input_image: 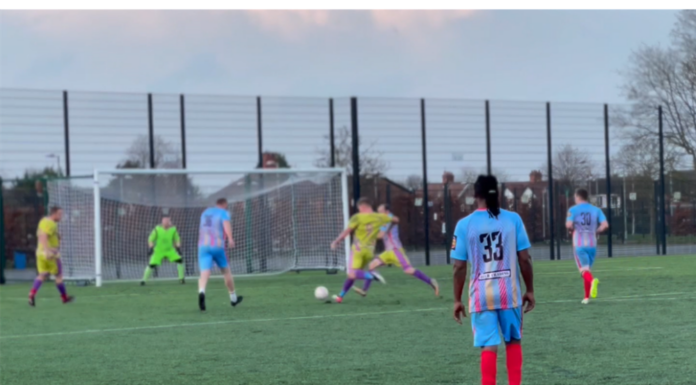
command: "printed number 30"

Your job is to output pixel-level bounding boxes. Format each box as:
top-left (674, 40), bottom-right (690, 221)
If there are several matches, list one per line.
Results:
top-left (479, 231), bottom-right (503, 263)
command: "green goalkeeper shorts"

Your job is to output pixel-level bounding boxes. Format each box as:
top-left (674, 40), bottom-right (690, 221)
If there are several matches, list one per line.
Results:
top-left (149, 251), bottom-right (182, 266)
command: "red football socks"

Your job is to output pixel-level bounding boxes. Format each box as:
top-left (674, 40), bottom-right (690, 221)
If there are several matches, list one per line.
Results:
top-left (506, 344), bottom-right (523, 385)
top-left (481, 351), bottom-right (497, 385)
top-left (582, 271), bottom-right (594, 299)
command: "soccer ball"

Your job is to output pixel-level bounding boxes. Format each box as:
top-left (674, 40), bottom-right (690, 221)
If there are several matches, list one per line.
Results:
top-left (314, 286), bottom-right (329, 300)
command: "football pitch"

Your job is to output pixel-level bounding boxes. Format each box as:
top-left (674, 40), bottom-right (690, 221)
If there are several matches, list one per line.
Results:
top-left (1, 255), bottom-right (695, 385)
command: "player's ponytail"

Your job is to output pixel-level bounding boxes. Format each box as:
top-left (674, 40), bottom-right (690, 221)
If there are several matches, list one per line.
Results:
top-left (474, 175), bottom-right (501, 219)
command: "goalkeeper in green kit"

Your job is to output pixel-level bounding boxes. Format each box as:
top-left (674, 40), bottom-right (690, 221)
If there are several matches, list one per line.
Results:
top-left (141, 215), bottom-right (185, 285)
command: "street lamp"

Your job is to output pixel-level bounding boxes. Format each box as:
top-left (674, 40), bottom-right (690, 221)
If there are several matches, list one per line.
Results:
top-left (46, 153), bottom-right (61, 175)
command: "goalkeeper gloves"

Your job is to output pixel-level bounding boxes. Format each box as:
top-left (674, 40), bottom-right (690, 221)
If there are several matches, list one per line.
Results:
top-left (176, 247), bottom-right (182, 255)
top-left (148, 247), bottom-right (154, 256)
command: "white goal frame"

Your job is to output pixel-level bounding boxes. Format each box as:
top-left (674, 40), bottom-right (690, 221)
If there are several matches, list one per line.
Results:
top-left (91, 168), bottom-right (350, 287)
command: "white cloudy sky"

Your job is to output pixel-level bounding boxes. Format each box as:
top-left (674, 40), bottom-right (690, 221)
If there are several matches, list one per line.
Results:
top-left (0, 10), bottom-right (678, 101)
top-left (0, 10), bottom-right (681, 182)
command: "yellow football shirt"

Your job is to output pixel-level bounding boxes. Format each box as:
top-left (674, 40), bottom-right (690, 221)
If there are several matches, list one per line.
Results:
top-left (348, 213), bottom-right (392, 251)
top-left (37, 217), bottom-right (59, 258)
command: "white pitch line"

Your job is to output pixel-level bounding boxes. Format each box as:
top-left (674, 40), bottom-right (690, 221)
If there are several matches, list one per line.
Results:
top-left (1, 292), bottom-right (693, 340)
top-left (433, 266), bottom-right (665, 282)
top-left (535, 267), bottom-right (664, 276)
top-left (0, 307), bottom-right (445, 340)
top-left (0, 267), bottom-right (672, 303)
top-left (540, 292), bottom-right (690, 303)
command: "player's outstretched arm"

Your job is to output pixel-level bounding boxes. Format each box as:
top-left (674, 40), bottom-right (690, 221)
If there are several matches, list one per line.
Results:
top-left (331, 227), bottom-right (352, 250)
top-left (148, 228), bottom-right (157, 253)
top-left (173, 227), bottom-right (181, 248)
top-left (565, 207), bottom-right (575, 232)
top-left (517, 249), bottom-right (535, 313)
top-left (38, 230), bottom-right (53, 259)
top-left (597, 220), bottom-right (609, 234)
top-left (223, 221), bottom-right (235, 248)
top-left (452, 260), bottom-right (467, 324)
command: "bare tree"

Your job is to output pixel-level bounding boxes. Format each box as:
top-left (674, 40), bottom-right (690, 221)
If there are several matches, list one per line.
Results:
top-left (618, 10), bottom-right (696, 170)
top-left (314, 126), bottom-right (388, 176)
top-left (460, 167), bottom-right (510, 184)
top-left (542, 144), bottom-right (596, 187)
top-left (110, 136), bottom-right (201, 204)
top-left (613, 136), bottom-right (683, 179)
top-left (121, 135), bottom-right (181, 169)
top-left (405, 174), bottom-right (422, 190)
top-left (262, 152), bottom-right (291, 168)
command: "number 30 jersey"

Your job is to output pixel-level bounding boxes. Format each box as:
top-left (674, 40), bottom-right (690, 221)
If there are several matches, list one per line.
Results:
top-left (566, 202), bottom-right (606, 248)
top-left (451, 209), bottom-right (531, 313)
top-left (198, 207), bottom-right (231, 248)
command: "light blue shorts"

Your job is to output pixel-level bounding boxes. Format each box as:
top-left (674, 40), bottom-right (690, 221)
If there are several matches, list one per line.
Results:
top-left (574, 247), bottom-right (596, 270)
top-left (471, 307), bottom-right (523, 347)
top-left (198, 246), bottom-right (229, 271)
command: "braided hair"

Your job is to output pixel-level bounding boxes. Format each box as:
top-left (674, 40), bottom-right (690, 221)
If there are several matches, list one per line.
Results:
top-left (474, 175), bottom-right (500, 219)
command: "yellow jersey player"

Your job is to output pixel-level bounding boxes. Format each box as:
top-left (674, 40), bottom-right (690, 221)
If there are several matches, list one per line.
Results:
top-left (353, 203), bottom-right (439, 297)
top-left (29, 206), bottom-right (74, 306)
top-left (330, 197), bottom-right (396, 303)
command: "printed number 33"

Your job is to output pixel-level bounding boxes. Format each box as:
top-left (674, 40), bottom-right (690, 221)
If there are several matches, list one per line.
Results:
top-left (480, 231), bottom-right (503, 263)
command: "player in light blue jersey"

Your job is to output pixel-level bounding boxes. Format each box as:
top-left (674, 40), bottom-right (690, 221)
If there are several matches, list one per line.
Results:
top-left (197, 198), bottom-right (243, 311)
top-left (352, 204), bottom-right (439, 297)
top-left (565, 188), bottom-right (609, 304)
top-left (451, 175), bottom-right (534, 385)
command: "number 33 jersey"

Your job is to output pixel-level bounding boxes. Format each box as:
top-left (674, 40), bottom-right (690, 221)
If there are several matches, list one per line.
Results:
top-left (567, 202), bottom-right (606, 248)
top-left (451, 209), bottom-right (531, 313)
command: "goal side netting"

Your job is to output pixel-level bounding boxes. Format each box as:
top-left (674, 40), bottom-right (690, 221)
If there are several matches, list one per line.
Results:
top-left (47, 169), bottom-right (350, 286)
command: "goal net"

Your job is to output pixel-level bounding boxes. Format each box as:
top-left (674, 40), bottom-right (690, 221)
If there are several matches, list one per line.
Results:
top-left (47, 168), bottom-right (349, 286)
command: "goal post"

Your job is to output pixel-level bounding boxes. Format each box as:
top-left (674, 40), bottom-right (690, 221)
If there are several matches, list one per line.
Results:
top-left (47, 168), bottom-right (350, 287)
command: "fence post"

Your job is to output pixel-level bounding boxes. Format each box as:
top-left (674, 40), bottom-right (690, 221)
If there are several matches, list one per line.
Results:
top-left (0, 178), bottom-right (5, 285)
top-left (257, 96), bottom-right (263, 168)
top-left (654, 180), bottom-right (660, 255)
top-left (256, 96), bottom-right (269, 272)
top-left (604, 104), bottom-right (613, 257)
top-left (485, 100), bottom-right (492, 175)
top-left (329, 98), bottom-right (335, 168)
top-left (421, 98), bottom-right (431, 265)
top-left (350, 97), bottom-right (360, 211)
top-left (658, 106), bottom-right (667, 255)
top-left (62, 91), bottom-right (71, 176)
top-left (444, 181), bottom-right (452, 265)
top-left (179, 94), bottom-right (192, 274)
top-left (180, 94), bottom-right (187, 169)
top-left (546, 102), bottom-right (555, 260)
top-left (148, 93), bottom-right (155, 169)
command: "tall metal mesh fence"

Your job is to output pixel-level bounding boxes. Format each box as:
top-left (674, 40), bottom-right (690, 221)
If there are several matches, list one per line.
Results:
top-left (1, 88), bottom-right (694, 274)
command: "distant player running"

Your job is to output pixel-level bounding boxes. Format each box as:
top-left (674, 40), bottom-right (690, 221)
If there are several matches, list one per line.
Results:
top-left (29, 206), bottom-right (74, 306)
top-left (452, 175), bottom-right (534, 385)
top-left (352, 204), bottom-right (439, 297)
top-left (330, 197), bottom-right (394, 303)
top-left (141, 215), bottom-right (185, 285)
top-left (566, 188), bottom-right (609, 304)
top-left (197, 198), bottom-right (243, 311)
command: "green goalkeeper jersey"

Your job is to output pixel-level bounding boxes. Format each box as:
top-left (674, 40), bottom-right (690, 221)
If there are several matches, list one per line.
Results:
top-left (149, 226), bottom-right (180, 253)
